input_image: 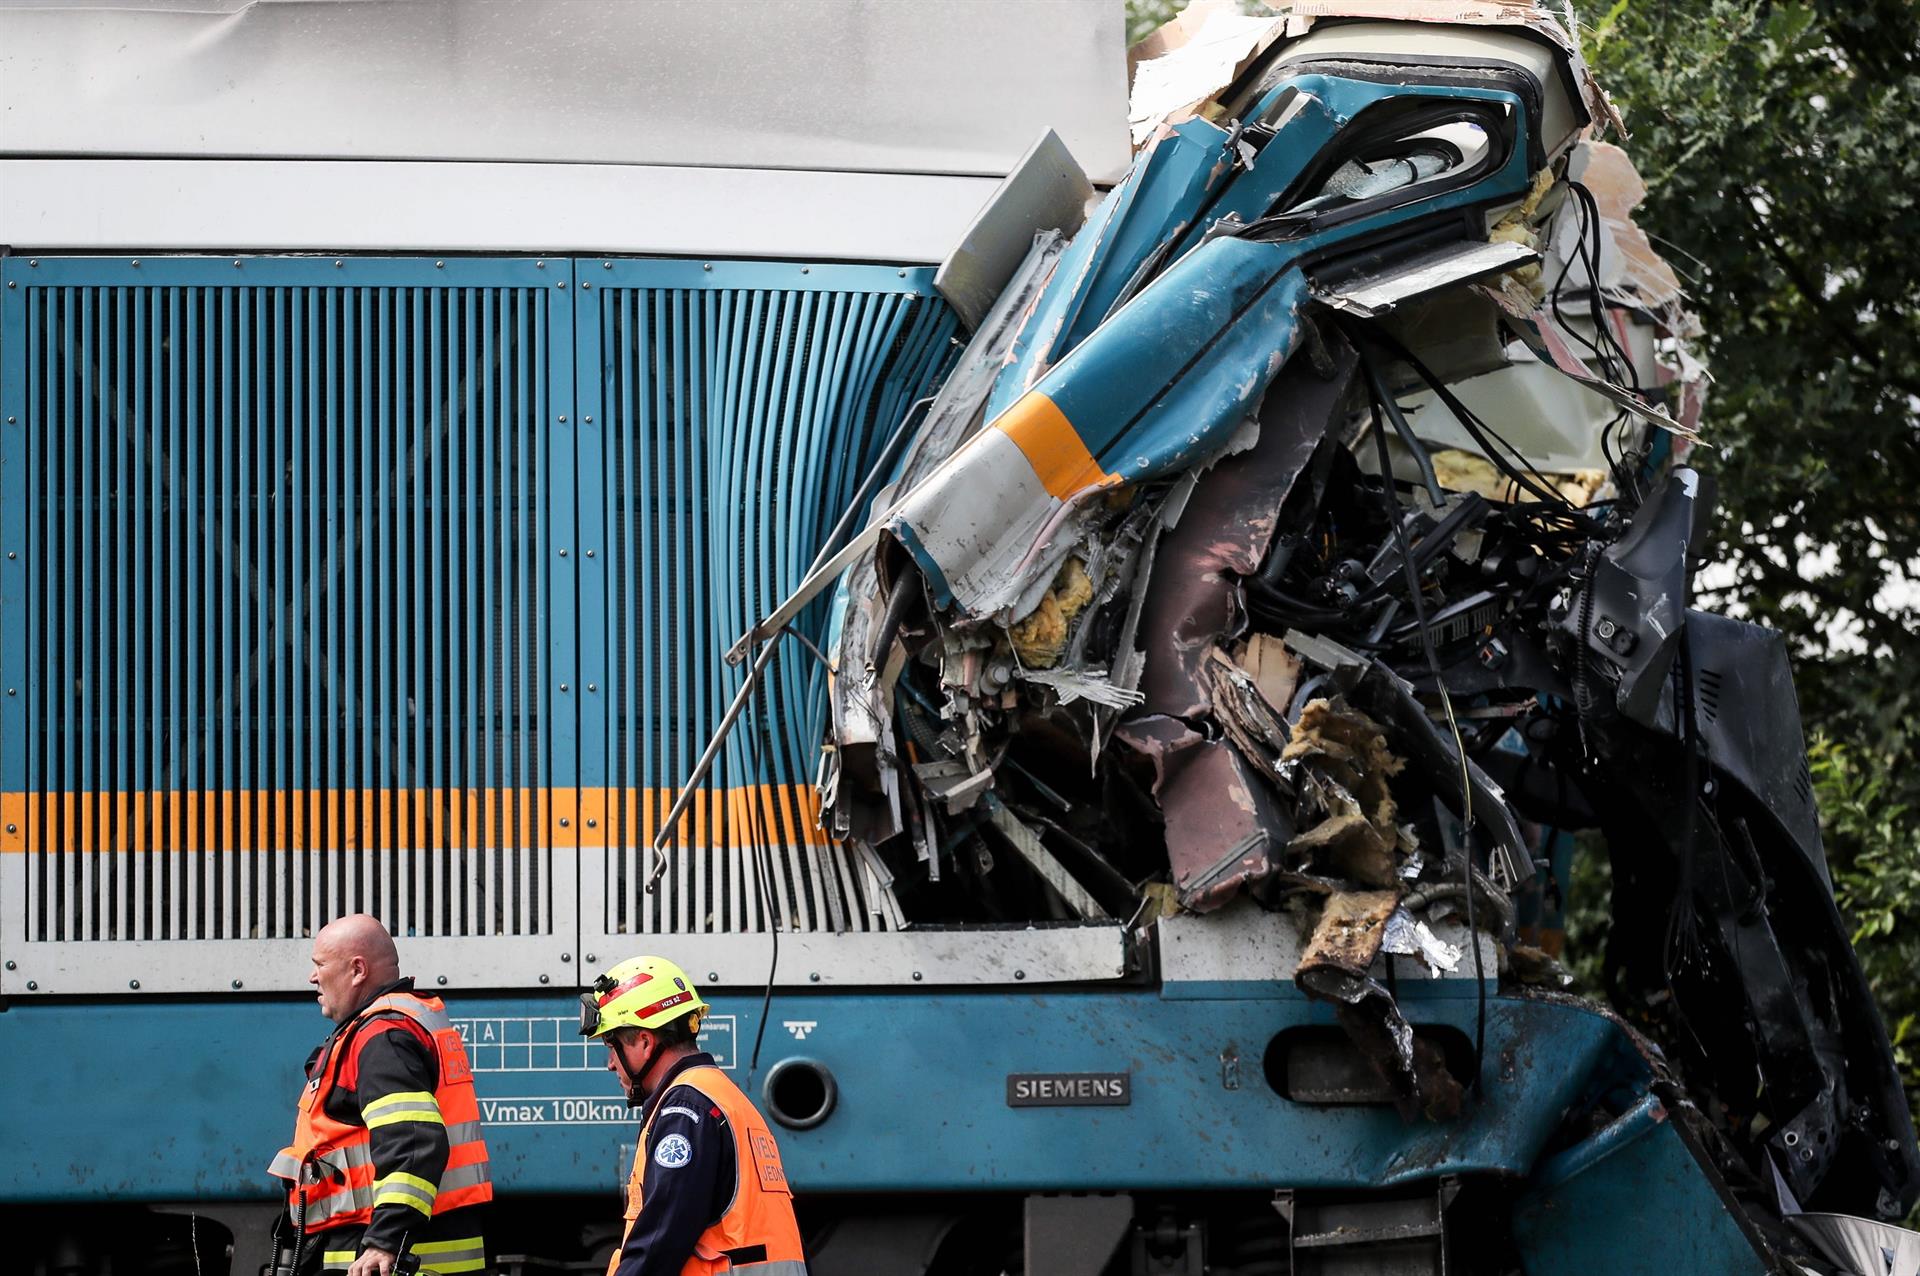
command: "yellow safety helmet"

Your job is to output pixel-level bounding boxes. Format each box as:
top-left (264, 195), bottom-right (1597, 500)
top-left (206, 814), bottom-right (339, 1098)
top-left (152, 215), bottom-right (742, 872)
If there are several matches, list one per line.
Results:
top-left (578, 955), bottom-right (707, 1039)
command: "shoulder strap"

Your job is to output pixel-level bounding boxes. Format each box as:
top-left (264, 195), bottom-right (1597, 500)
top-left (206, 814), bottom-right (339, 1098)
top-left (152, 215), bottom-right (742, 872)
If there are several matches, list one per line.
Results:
top-left (358, 991), bottom-right (453, 1033)
top-left (336, 993), bottom-right (443, 1087)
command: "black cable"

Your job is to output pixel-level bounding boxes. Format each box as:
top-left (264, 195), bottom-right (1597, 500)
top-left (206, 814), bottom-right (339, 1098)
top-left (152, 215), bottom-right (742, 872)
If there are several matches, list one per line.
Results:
top-left (1549, 182), bottom-right (1635, 391)
top-left (866, 571), bottom-right (917, 667)
top-left (287, 1154), bottom-right (313, 1276)
top-left (1367, 380), bottom-right (1489, 1088)
top-left (1548, 185), bottom-right (1618, 378)
top-left (1573, 183), bottom-right (1642, 393)
top-left (1366, 325), bottom-right (1596, 525)
top-left (1359, 348), bottom-right (1446, 508)
top-left (780, 624), bottom-right (832, 673)
top-left (743, 648), bottom-right (783, 1085)
top-left (1244, 581), bottom-right (1371, 629)
top-left (1550, 181), bottom-right (1650, 507)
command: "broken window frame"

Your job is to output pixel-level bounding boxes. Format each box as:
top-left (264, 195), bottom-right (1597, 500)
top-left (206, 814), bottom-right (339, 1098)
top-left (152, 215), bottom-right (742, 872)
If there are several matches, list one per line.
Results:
top-left (1254, 94), bottom-right (1518, 236)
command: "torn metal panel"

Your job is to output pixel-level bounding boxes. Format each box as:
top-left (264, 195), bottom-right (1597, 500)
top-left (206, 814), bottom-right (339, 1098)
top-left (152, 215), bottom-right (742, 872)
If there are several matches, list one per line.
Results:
top-left (1266, 1), bottom-right (1618, 141)
top-left (738, 229), bottom-right (1066, 665)
top-left (1477, 282), bottom-right (1699, 440)
top-left (1118, 715), bottom-right (1293, 912)
top-left (913, 760), bottom-right (995, 815)
top-left (866, 65), bottom-right (1543, 621)
top-left (935, 130), bottom-right (1092, 332)
top-left (787, 2), bottom-right (1916, 1236)
top-left (1205, 646), bottom-right (1296, 778)
top-left (1139, 341), bottom-right (1357, 718)
top-left (1312, 237), bottom-right (1540, 319)
top-left (985, 117), bottom-right (1243, 422)
top-left (1789, 1214), bottom-right (1920, 1276)
top-left (885, 235), bottom-right (1319, 619)
top-left (1568, 139), bottom-right (1687, 311)
top-left (1293, 962), bottom-right (1464, 1122)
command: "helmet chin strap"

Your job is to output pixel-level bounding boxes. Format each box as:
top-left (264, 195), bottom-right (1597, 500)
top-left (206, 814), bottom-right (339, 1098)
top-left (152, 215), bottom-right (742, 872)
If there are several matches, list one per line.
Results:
top-left (615, 1034), bottom-right (656, 1107)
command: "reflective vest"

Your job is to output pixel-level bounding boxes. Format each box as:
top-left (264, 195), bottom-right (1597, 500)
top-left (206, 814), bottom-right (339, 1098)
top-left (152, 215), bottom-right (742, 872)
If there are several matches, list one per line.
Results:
top-left (614, 1065), bottom-right (807, 1276)
top-left (269, 992), bottom-right (493, 1233)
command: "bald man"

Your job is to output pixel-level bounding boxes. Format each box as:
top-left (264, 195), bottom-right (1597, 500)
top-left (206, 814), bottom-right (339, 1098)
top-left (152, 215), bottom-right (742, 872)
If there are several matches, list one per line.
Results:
top-left (268, 915), bottom-right (493, 1276)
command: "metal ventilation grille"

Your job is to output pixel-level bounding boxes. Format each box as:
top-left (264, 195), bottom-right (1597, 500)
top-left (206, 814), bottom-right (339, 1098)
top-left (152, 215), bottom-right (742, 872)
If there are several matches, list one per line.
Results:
top-left (585, 263), bottom-right (958, 937)
top-left (3, 263), bottom-right (556, 943)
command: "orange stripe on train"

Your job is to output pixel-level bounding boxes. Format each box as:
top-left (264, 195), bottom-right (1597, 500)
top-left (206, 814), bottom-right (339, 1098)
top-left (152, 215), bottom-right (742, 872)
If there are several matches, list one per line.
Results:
top-left (0, 786), bottom-right (832, 852)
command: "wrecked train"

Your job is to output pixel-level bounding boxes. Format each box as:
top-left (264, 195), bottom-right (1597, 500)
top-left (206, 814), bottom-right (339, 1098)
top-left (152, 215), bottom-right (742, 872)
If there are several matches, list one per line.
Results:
top-left (740, 3), bottom-right (1920, 1272)
top-left (0, 1), bottom-right (1915, 1274)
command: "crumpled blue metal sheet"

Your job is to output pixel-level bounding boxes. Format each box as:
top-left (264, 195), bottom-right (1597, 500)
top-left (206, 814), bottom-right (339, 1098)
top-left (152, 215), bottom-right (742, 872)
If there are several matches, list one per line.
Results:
top-left (985, 117), bottom-right (1242, 422)
top-left (880, 76), bottom-right (1535, 621)
top-left (1512, 1091), bottom-right (1773, 1273)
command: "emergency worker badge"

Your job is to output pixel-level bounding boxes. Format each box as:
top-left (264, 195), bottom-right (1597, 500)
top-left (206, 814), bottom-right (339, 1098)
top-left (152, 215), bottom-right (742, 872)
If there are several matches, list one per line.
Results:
top-left (654, 1134), bottom-right (693, 1168)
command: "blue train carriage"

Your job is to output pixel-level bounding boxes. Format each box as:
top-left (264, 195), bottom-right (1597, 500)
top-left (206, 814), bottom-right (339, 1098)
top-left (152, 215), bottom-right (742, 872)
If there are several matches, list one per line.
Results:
top-left (2, 3), bottom-right (1914, 1276)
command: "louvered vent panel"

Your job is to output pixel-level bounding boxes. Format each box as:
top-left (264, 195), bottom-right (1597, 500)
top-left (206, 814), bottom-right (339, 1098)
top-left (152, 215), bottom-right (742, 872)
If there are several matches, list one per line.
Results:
top-left (589, 268), bottom-right (957, 937)
top-left (7, 270), bottom-right (554, 943)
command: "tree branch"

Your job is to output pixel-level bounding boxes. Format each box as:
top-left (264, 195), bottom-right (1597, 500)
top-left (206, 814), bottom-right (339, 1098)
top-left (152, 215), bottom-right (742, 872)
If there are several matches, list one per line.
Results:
top-left (1738, 187), bottom-right (1920, 402)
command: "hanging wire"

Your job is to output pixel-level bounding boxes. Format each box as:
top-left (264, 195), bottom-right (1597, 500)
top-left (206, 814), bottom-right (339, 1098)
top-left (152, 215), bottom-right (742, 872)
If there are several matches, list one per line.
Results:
top-left (1359, 335), bottom-right (1490, 1083)
top-left (743, 645), bottom-right (783, 1084)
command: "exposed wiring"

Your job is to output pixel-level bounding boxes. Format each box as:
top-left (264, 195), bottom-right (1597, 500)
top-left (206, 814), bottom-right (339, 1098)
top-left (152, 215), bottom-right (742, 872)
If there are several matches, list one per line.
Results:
top-left (1359, 342), bottom-right (1447, 508)
top-left (1363, 325), bottom-right (1598, 533)
top-left (1550, 181), bottom-right (1649, 505)
top-left (779, 624), bottom-right (832, 673)
top-left (1365, 345), bottom-right (1489, 1086)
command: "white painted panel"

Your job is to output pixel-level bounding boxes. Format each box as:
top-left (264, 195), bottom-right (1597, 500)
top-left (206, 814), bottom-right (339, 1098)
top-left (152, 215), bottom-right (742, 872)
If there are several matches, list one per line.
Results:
top-left (0, 158), bottom-right (1002, 259)
top-left (580, 924), bottom-right (1131, 989)
top-left (0, 0), bottom-right (1132, 182)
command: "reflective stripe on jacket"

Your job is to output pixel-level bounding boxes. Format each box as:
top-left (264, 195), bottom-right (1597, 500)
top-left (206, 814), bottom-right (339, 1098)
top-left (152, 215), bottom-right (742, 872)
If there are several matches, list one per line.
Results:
top-left (614, 1065), bottom-right (807, 1276)
top-left (269, 991), bottom-right (494, 1233)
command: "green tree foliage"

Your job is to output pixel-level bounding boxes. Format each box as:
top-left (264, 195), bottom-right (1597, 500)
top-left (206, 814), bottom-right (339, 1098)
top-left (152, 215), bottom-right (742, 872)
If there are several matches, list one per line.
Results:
top-left (1584, 0), bottom-right (1920, 1103)
top-left (1126, 0), bottom-right (1182, 45)
top-left (1815, 737), bottom-right (1920, 1086)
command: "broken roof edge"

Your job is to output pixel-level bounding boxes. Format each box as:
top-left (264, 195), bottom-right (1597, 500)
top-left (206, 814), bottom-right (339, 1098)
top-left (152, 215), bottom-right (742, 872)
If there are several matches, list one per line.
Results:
top-left (1127, 0), bottom-right (1623, 155)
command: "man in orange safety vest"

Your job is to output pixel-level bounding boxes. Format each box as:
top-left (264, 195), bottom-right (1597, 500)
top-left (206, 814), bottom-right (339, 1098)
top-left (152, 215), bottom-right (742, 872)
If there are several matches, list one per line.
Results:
top-left (580, 955), bottom-right (808, 1276)
top-left (269, 914), bottom-right (492, 1276)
